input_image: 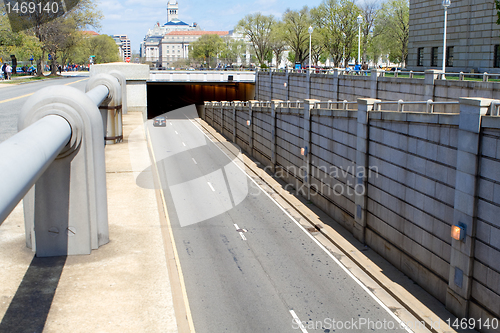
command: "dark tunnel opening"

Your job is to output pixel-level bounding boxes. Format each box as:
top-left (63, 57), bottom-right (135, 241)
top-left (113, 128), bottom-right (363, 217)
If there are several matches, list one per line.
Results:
top-left (146, 82), bottom-right (255, 119)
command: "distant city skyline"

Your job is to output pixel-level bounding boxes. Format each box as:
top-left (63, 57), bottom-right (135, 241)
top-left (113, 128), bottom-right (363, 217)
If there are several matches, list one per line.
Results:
top-left (98, 0), bottom-right (325, 53)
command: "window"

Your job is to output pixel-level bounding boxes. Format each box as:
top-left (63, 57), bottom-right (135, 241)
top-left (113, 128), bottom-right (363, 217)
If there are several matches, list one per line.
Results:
top-left (495, 45), bottom-right (500, 68)
top-left (417, 47), bottom-right (424, 66)
top-left (446, 46), bottom-right (454, 67)
top-left (431, 47), bottom-right (438, 67)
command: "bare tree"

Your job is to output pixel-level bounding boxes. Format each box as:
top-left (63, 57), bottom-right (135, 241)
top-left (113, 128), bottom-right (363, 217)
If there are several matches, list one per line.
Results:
top-left (360, 1), bottom-right (380, 62)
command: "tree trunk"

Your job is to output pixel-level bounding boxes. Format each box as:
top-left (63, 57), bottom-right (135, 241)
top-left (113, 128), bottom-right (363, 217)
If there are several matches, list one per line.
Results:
top-left (36, 58), bottom-right (43, 77)
top-left (51, 56), bottom-right (57, 75)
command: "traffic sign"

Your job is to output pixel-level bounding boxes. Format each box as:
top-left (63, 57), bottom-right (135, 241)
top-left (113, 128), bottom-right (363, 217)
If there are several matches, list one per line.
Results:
top-left (125, 57), bottom-right (131, 63)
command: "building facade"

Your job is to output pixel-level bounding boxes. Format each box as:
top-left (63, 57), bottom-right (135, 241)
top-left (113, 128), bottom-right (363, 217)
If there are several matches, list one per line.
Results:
top-left (140, 1), bottom-right (249, 68)
top-left (407, 0), bottom-right (500, 73)
top-left (113, 35), bottom-right (132, 61)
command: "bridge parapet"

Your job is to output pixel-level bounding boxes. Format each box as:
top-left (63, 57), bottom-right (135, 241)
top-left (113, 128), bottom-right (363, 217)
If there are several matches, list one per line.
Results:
top-left (0, 73), bottom-right (125, 257)
top-left (149, 70), bottom-right (255, 83)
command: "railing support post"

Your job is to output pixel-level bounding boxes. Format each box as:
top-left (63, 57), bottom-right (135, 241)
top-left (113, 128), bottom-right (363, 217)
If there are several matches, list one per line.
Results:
top-left (248, 101), bottom-right (255, 157)
top-left (354, 98), bottom-right (379, 244)
top-left (86, 74), bottom-right (123, 144)
top-left (232, 102), bottom-right (238, 143)
top-left (18, 85), bottom-right (110, 257)
top-left (270, 100), bottom-right (282, 173)
top-left (370, 69), bottom-right (381, 99)
top-left (445, 97), bottom-right (492, 318)
top-left (302, 99), bottom-right (319, 200)
top-left (424, 69), bottom-right (442, 101)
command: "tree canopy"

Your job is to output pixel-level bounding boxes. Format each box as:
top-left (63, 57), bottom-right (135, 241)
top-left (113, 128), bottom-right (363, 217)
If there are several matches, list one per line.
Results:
top-left (373, 0), bottom-right (409, 66)
top-left (0, 0), bottom-right (104, 75)
top-left (232, 0), bottom-right (409, 68)
top-left (189, 34), bottom-right (226, 67)
top-left (236, 13), bottom-right (275, 67)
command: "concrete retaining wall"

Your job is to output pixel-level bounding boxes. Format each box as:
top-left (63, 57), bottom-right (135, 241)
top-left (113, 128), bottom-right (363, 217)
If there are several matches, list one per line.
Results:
top-left (203, 98), bottom-right (500, 332)
top-left (257, 70), bottom-right (500, 115)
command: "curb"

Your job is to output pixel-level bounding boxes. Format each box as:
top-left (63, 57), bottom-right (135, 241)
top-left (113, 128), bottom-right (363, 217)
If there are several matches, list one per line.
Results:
top-left (194, 117), bottom-right (458, 333)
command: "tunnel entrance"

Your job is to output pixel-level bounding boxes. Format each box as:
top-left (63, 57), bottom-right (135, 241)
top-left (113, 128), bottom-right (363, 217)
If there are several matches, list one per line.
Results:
top-left (146, 82), bottom-right (255, 119)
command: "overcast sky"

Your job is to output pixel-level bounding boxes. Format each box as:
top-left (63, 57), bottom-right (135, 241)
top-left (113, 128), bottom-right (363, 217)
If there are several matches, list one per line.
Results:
top-left (98, 0), bottom-right (326, 53)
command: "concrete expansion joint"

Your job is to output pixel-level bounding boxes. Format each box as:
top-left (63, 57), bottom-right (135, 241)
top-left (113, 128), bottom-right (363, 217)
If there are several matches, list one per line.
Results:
top-left (195, 117), bottom-right (459, 333)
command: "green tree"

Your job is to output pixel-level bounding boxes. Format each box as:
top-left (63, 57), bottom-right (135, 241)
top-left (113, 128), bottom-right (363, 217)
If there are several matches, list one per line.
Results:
top-left (311, 0), bottom-right (361, 67)
top-left (189, 34), bottom-right (225, 68)
top-left (282, 6), bottom-right (312, 66)
top-left (27, 0), bottom-right (102, 75)
top-left (220, 37), bottom-right (246, 66)
top-left (0, 7), bottom-right (43, 69)
top-left (269, 22), bottom-right (287, 68)
top-left (236, 13), bottom-right (275, 67)
top-left (88, 35), bottom-right (120, 64)
top-left (496, 0), bottom-right (500, 24)
top-left (373, 0), bottom-right (409, 66)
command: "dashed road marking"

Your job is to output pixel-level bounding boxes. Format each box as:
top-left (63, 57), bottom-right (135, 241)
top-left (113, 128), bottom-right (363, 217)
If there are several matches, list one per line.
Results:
top-left (233, 224), bottom-right (247, 241)
top-left (289, 310), bottom-right (308, 333)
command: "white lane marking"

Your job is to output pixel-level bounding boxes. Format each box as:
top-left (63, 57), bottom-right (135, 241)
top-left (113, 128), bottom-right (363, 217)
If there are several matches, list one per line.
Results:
top-left (233, 224), bottom-right (247, 241)
top-left (170, 122), bottom-right (172, 125)
top-left (192, 158), bottom-right (197, 165)
top-left (289, 310), bottom-right (308, 333)
top-left (207, 182), bottom-right (215, 192)
top-left (182, 142), bottom-right (186, 147)
top-left (175, 130), bottom-right (178, 134)
top-left (188, 117), bottom-right (414, 332)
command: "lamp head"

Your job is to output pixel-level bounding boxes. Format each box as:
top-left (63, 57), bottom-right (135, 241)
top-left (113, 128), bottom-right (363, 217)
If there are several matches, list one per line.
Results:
top-left (442, 0), bottom-right (451, 8)
top-left (357, 15), bottom-right (363, 25)
top-left (308, 26), bottom-right (314, 34)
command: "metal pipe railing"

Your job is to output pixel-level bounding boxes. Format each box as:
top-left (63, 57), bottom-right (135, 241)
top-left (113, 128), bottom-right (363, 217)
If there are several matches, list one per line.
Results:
top-left (86, 85), bottom-right (109, 106)
top-left (0, 115), bottom-right (71, 223)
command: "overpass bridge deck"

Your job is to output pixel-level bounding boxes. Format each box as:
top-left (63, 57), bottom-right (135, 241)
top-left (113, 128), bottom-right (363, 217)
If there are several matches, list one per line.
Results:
top-left (149, 70), bottom-right (255, 83)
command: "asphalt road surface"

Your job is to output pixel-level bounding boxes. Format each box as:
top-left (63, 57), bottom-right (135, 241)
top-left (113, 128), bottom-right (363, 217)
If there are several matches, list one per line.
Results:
top-left (147, 105), bottom-right (416, 333)
top-left (0, 75), bottom-right (89, 143)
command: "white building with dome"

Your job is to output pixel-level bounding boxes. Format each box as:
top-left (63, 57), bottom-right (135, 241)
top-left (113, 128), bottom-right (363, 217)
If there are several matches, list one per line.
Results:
top-left (140, 1), bottom-right (248, 68)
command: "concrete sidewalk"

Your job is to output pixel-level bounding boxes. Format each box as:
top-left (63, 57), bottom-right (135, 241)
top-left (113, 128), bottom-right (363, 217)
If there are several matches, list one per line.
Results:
top-left (0, 111), bottom-right (178, 332)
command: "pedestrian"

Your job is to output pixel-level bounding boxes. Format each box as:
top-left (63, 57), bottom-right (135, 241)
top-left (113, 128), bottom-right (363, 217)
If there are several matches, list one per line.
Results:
top-left (6, 63), bottom-right (12, 80)
top-left (361, 62), bottom-right (368, 75)
top-left (1, 63), bottom-right (6, 80)
top-left (354, 62), bottom-right (361, 75)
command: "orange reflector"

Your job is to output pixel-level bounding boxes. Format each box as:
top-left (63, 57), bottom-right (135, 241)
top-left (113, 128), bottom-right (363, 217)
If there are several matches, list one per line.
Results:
top-left (451, 225), bottom-right (463, 241)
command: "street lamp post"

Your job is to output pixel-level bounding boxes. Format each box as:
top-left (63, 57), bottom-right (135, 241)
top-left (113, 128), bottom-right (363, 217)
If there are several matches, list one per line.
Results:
top-left (308, 26), bottom-right (313, 72)
top-left (357, 15), bottom-right (363, 65)
top-left (342, 32), bottom-right (346, 68)
top-left (442, 0), bottom-right (451, 76)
